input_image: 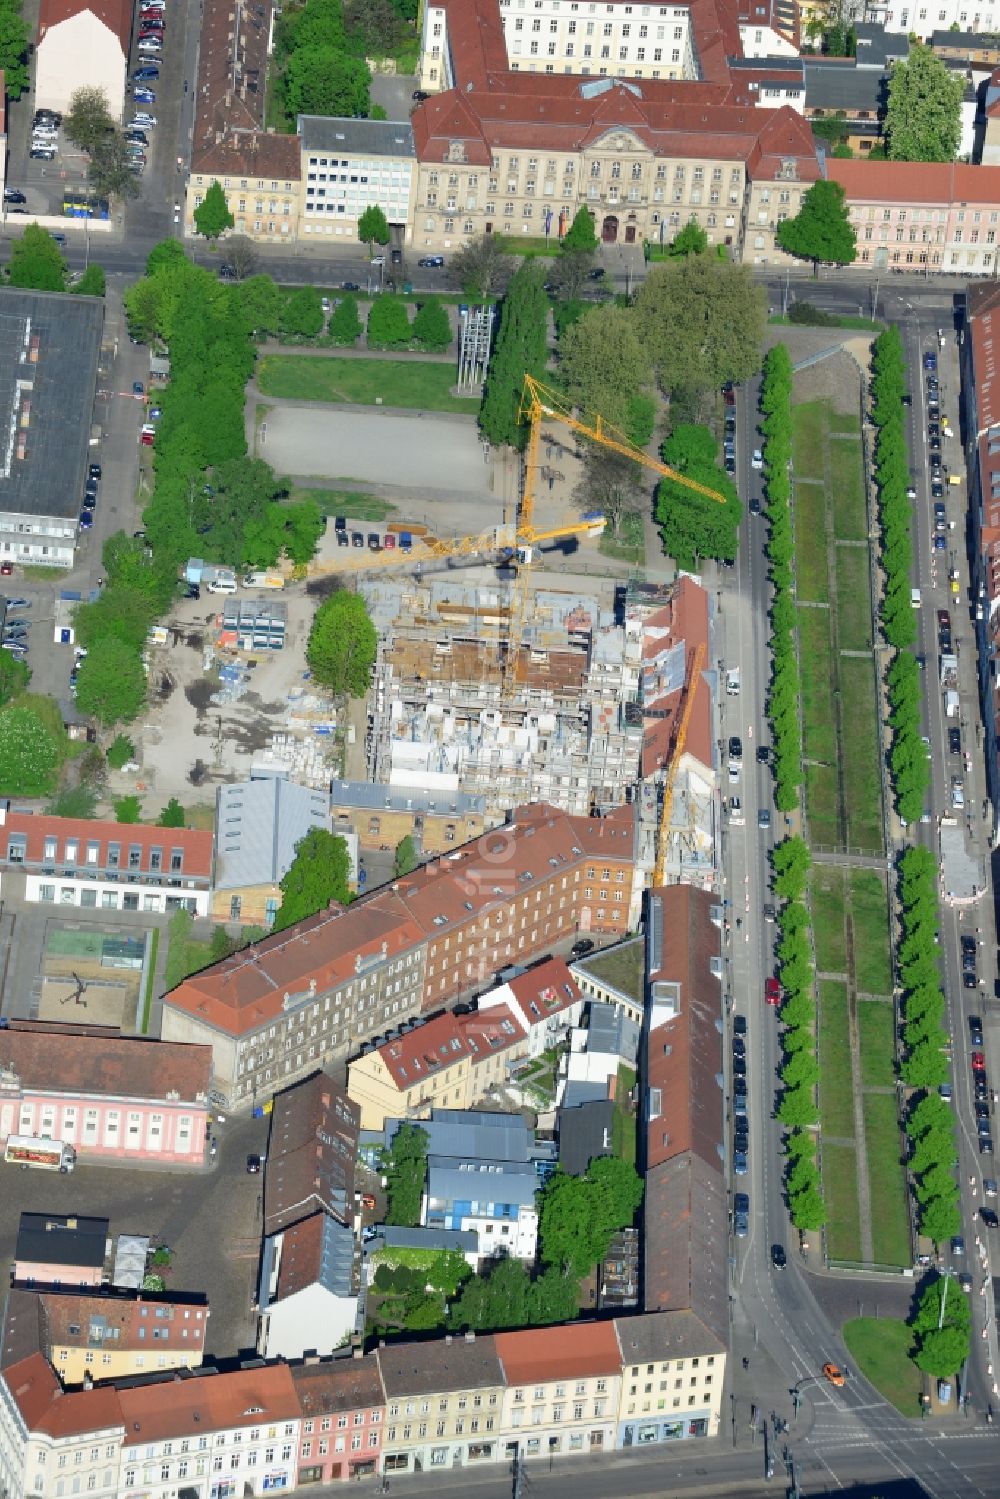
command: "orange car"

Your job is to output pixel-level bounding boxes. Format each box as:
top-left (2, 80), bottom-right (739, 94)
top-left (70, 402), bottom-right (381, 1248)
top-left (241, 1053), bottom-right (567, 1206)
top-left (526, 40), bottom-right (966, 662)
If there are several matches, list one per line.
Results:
top-left (822, 1363), bottom-right (846, 1387)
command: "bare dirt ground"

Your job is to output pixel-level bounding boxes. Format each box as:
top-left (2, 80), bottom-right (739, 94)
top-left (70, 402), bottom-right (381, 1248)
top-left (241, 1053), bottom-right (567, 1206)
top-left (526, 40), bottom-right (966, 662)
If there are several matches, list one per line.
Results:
top-left (109, 593), bottom-right (341, 818)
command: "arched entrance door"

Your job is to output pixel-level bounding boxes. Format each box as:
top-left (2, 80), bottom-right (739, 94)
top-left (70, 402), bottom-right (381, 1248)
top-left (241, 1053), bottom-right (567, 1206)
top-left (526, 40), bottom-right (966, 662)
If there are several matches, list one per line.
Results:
top-left (602, 215), bottom-right (619, 243)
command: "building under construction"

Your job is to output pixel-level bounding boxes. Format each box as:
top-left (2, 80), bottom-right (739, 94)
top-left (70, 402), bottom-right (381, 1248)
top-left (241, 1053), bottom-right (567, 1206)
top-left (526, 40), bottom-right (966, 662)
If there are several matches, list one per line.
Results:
top-left (359, 572), bottom-right (718, 887)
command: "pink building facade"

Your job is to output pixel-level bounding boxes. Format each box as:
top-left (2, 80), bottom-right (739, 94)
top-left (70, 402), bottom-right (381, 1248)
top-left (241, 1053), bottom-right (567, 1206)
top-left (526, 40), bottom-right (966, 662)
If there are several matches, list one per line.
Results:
top-left (0, 1025), bottom-right (213, 1165)
top-left (292, 1357), bottom-right (385, 1485)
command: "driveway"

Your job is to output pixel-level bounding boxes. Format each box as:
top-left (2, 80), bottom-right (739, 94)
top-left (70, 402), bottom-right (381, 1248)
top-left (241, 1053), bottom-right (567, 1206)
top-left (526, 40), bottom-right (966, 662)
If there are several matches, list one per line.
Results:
top-left (0, 1109), bottom-right (269, 1357)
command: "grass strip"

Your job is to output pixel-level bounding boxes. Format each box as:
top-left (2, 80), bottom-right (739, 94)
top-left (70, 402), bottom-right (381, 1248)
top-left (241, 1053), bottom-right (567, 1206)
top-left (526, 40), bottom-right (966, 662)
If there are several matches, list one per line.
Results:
top-left (823, 1141), bottom-right (864, 1261)
top-left (835, 548), bottom-right (874, 652)
top-left (818, 979), bottom-right (855, 1139)
top-left (843, 1318), bottom-right (922, 1415)
top-left (140, 926), bottom-right (159, 1034)
top-left (797, 607), bottom-right (838, 766)
top-left (850, 870), bottom-right (893, 993)
top-left (863, 1091), bottom-right (912, 1267)
top-left (857, 1001), bottom-right (896, 1089)
top-left (839, 657), bottom-right (885, 852)
top-left (829, 437), bottom-right (867, 540)
top-left (811, 867), bottom-right (848, 974)
top-left (805, 764), bottom-right (841, 848)
top-left (793, 484), bottom-right (830, 604)
top-left (791, 401), bottom-right (828, 482)
top-left (258, 355), bottom-right (475, 413)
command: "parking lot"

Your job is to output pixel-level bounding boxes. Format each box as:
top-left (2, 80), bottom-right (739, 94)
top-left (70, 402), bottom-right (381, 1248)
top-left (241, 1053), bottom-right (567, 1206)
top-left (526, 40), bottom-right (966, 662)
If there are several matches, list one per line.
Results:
top-left (0, 1108), bottom-right (269, 1357)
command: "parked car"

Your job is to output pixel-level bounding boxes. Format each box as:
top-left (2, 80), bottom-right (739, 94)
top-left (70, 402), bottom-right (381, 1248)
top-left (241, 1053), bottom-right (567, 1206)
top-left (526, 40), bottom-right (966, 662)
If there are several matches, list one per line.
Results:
top-left (728, 735), bottom-right (743, 761)
top-left (571, 938), bottom-right (595, 958)
top-left (981, 1208), bottom-right (999, 1228)
top-left (734, 1149), bottom-right (748, 1176)
top-left (751, 448), bottom-right (763, 470)
top-left (972, 1051), bottom-right (987, 1072)
top-left (132, 66), bottom-right (160, 80)
top-left (765, 977), bottom-right (781, 1006)
top-left (733, 1014), bottom-right (747, 1037)
top-left (3, 189), bottom-right (26, 205)
top-left (78, 511), bottom-right (93, 529)
top-left (418, 257), bottom-right (445, 270)
top-left (771, 1244), bottom-right (787, 1269)
top-left (950, 727), bottom-right (962, 755)
top-left (733, 1192), bottom-right (749, 1237)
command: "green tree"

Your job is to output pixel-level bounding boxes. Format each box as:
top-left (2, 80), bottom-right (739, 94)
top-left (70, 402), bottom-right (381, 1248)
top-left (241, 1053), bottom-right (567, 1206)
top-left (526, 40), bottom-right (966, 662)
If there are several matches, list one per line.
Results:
top-left (558, 304), bottom-right (651, 432)
top-left (280, 286), bottom-right (325, 339)
top-left (48, 784), bottom-right (98, 819)
top-left (307, 591), bottom-right (377, 697)
top-left (451, 1255), bottom-right (530, 1331)
top-left (479, 263), bottom-right (550, 447)
top-left (65, 86), bottom-right (114, 153)
top-left (238, 275), bottom-right (284, 337)
top-left (526, 1267), bottom-right (580, 1327)
top-left (776, 1085), bottom-right (818, 1127)
top-left (635, 257), bottom-right (766, 408)
top-left (0, 0), bottom-right (30, 97)
top-left (72, 264), bottom-right (107, 297)
top-left (273, 827), bottom-right (352, 930)
top-left (0, 705), bottom-right (61, 795)
top-left (282, 47), bottom-right (371, 119)
top-left (776, 180), bottom-right (856, 274)
top-left (789, 1184), bottom-right (826, 1231)
top-left (446, 235), bottom-right (515, 301)
top-left (384, 1122), bottom-right (429, 1226)
top-left (0, 652), bottom-right (29, 708)
top-left (669, 218), bottom-right (708, 257)
top-left (147, 240), bottom-right (190, 277)
top-left (562, 206), bottom-right (598, 253)
top-left (367, 294), bottom-right (412, 349)
top-left (885, 43), bottom-right (964, 162)
top-left (901, 1039), bottom-right (950, 1089)
top-left (158, 797), bottom-right (186, 827)
top-left (656, 441), bottom-right (741, 570)
top-left (220, 234), bottom-right (258, 284)
top-left (114, 794), bottom-right (142, 823)
top-left (411, 296), bottom-right (451, 353)
top-left (329, 294), bottom-right (362, 344)
top-left (106, 735), bottom-right (135, 770)
top-left (193, 181), bottom-right (235, 241)
top-left (920, 1194), bottom-right (962, 1245)
top-left (88, 135), bottom-right (142, 201)
top-left (8, 224), bottom-right (67, 292)
top-left (915, 1326), bottom-right (970, 1378)
top-left (772, 836), bottom-right (812, 901)
top-left (74, 638), bottom-right (147, 726)
top-left (548, 247), bottom-right (596, 301)
top-left (573, 447), bottom-right (645, 543)
top-left (358, 204), bottom-right (390, 254)
top-left (394, 834), bottom-right (417, 877)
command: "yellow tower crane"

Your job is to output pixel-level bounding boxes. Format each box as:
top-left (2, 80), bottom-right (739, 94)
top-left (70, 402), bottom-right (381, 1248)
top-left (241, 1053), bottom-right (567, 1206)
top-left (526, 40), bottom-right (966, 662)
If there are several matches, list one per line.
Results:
top-left (307, 375), bottom-right (728, 707)
top-left (653, 639), bottom-right (707, 888)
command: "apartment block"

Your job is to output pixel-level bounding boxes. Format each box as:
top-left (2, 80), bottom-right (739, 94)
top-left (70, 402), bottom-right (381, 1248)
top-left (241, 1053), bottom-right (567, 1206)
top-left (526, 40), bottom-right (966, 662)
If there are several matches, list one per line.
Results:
top-left (298, 116), bottom-right (417, 246)
top-left (827, 160), bottom-right (1000, 278)
top-left (377, 1332), bottom-right (505, 1475)
top-left (494, 1322), bottom-right (621, 1461)
top-left (0, 1022), bottom-right (212, 1165)
top-left (292, 1355), bottom-right (385, 1484)
top-left (0, 1355), bottom-right (124, 1499)
top-left (162, 802), bottom-right (637, 1110)
top-left (3, 1285), bottom-right (208, 1384)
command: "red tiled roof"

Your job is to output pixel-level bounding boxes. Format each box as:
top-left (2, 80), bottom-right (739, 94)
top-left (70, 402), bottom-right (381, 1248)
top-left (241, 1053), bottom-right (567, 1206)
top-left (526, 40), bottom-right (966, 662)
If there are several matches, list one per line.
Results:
top-left (166, 803), bottom-right (636, 1038)
top-left (292, 1354), bottom-right (385, 1418)
top-left (38, 0), bottom-right (131, 52)
top-left (166, 896), bottom-right (425, 1037)
top-left (374, 1003), bottom-right (525, 1092)
top-left (39, 1288), bottom-right (208, 1354)
top-left (827, 158), bottom-right (1000, 206)
top-left (494, 1321), bottom-right (621, 1383)
top-left (0, 808), bottom-right (213, 880)
top-left (0, 1023), bottom-right (212, 1105)
top-left (5, 1352), bottom-right (125, 1438)
top-left (644, 886), bottom-right (723, 1173)
top-left (119, 1364), bottom-right (299, 1446)
top-left (191, 0), bottom-right (300, 181)
top-left (505, 957), bottom-right (581, 1024)
top-left (272, 1212), bottom-right (332, 1300)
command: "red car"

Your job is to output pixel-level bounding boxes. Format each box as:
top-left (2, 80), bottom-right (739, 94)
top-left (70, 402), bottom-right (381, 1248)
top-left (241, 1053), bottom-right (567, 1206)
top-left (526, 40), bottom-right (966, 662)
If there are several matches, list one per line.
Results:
top-left (0, 562), bottom-right (12, 576)
top-left (972, 1052), bottom-right (986, 1072)
top-left (765, 977), bottom-right (781, 1006)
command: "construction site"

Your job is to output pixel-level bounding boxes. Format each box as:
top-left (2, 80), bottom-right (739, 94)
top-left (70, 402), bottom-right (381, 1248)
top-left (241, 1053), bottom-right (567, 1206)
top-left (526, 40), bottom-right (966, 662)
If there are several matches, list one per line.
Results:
top-left (303, 380), bottom-right (721, 891)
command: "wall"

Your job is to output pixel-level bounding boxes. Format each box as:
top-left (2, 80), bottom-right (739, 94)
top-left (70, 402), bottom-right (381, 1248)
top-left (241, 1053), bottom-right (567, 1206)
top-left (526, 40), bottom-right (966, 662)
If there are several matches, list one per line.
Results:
top-left (18, 871), bottom-right (209, 916)
top-left (210, 880), bottom-right (280, 926)
top-left (0, 1094), bottom-right (207, 1164)
top-left (51, 1338), bottom-right (203, 1385)
top-left (35, 14), bottom-right (125, 117)
top-left (259, 1285), bottom-right (358, 1360)
top-left (297, 1404), bottom-right (383, 1484)
top-left (14, 1260), bottom-right (103, 1287)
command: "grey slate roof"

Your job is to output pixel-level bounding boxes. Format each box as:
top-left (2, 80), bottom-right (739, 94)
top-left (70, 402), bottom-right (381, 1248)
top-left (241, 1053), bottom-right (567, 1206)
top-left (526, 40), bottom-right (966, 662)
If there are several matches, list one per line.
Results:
top-left (0, 291), bottom-right (103, 522)
top-left (377, 1332), bottom-right (503, 1397)
top-left (586, 1001), bottom-right (640, 1065)
top-left (376, 1226), bottom-right (478, 1254)
top-left (615, 1308), bottom-right (726, 1363)
top-left (558, 1099), bottom-right (614, 1176)
top-left (427, 1158), bottom-right (539, 1208)
top-left (385, 1110), bottom-right (532, 1163)
top-left (852, 22), bottom-right (910, 67)
top-left (330, 780), bottom-right (487, 817)
top-left (298, 115), bottom-right (416, 158)
top-left (214, 777), bottom-right (330, 891)
top-left (804, 61), bottom-right (888, 112)
top-left (15, 1214), bottom-right (108, 1270)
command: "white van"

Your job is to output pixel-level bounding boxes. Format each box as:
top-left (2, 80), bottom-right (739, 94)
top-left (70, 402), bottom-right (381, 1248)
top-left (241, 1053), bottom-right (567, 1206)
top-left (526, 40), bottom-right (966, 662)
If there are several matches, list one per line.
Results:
top-left (206, 578), bottom-right (237, 595)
